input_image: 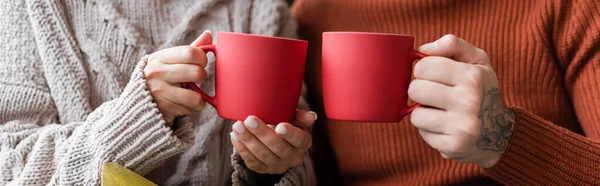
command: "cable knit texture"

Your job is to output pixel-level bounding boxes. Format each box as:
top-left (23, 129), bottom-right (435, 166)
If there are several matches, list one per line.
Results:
top-left (0, 0), bottom-right (312, 185)
top-left (292, 0), bottom-right (600, 185)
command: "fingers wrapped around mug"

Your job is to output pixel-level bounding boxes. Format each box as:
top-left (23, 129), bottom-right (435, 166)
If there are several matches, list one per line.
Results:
top-left (408, 34), bottom-right (511, 168)
top-left (230, 115), bottom-right (313, 174)
top-left (143, 30), bottom-right (213, 125)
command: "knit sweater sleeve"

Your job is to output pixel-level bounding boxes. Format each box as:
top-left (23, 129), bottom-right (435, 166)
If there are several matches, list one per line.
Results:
top-left (230, 0), bottom-right (315, 186)
top-left (485, 0), bottom-right (600, 185)
top-left (0, 56), bottom-right (195, 185)
top-left (0, 56), bottom-right (195, 186)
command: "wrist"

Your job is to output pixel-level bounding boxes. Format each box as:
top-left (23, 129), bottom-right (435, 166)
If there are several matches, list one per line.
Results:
top-left (478, 106), bottom-right (515, 168)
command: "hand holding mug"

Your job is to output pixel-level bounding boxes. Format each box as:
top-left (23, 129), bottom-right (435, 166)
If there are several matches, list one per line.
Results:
top-left (408, 34), bottom-right (515, 168)
top-left (230, 110), bottom-right (317, 174)
top-left (176, 32), bottom-right (311, 173)
top-left (144, 31), bottom-right (213, 126)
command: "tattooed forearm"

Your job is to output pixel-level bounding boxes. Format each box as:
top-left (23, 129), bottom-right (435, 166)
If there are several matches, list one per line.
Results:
top-left (476, 87), bottom-right (515, 154)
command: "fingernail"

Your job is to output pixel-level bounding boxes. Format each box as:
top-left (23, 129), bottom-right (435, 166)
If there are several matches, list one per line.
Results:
top-left (230, 132), bottom-right (239, 142)
top-left (275, 124), bottom-right (287, 135)
top-left (309, 111), bottom-right (318, 121)
top-left (244, 116), bottom-right (258, 129)
top-left (419, 42), bottom-right (437, 51)
top-left (233, 121), bottom-right (245, 134)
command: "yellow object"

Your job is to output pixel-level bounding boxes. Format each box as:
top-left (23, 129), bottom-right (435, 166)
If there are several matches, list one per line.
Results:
top-left (101, 162), bottom-right (157, 186)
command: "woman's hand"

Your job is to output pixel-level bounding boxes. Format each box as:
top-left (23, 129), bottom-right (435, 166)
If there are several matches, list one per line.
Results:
top-left (408, 34), bottom-right (516, 168)
top-left (144, 31), bottom-right (213, 126)
top-left (230, 110), bottom-right (317, 174)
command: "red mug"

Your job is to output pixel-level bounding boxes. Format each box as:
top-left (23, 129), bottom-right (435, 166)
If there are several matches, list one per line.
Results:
top-left (183, 32), bottom-right (308, 124)
top-left (321, 32), bottom-right (424, 122)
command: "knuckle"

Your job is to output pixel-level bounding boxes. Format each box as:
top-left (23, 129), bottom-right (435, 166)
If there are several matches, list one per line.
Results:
top-left (187, 46), bottom-right (207, 64)
top-left (185, 46), bottom-right (201, 59)
top-left (460, 96), bottom-right (481, 113)
top-left (190, 92), bottom-right (205, 110)
top-left (476, 48), bottom-right (491, 62)
top-left (466, 67), bottom-right (483, 86)
top-left (144, 65), bottom-right (164, 79)
top-left (441, 34), bottom-right (459, 47)
top-left (147, 53), bottom-right (159, 63)
top-left (192, 67), bottom-right (206, 82)
top-left (464, 118), bottom-right (481, 134)
top-left (442, 34), bottom-right (458, 39)
top-left (477, 48), bottom-right (488, 58)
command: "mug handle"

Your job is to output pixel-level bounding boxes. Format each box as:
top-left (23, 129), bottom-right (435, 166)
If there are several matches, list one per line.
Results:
top-left (180, 45), bottom-right (218, 108)
top-left (404, 50), bottom-right (427, 114)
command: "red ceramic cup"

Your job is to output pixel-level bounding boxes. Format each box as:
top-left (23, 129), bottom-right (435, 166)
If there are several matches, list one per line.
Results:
top-left (183, 32), bottom-right (308, 124)
top-left (322, 32), bottom-right (424, 122)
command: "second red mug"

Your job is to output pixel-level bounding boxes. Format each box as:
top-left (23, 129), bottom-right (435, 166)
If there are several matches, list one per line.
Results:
top-left (184, 32), bottom-right (308, 124)
top-left (322, 32), bottom-right (424, 122)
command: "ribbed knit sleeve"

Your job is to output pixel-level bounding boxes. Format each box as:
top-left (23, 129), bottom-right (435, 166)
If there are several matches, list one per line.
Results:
top-left (486, 108), bottom-right (600, 185)
top-left (0, 57), bottom-right (195, 185)
top-left (485, 1), bottom-right (600, 185)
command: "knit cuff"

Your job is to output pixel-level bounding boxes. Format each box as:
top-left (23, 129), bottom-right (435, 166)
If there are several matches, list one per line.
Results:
top-left (231, 152), bottom-right (315, 186)
top-left (485, 107), bottom-right (600, 185)
top-left (97, 56), bottom-right (194, 175)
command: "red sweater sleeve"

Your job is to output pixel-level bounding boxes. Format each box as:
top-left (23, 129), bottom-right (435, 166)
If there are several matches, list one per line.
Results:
top-left (485, 0), bottom-right (600, 184)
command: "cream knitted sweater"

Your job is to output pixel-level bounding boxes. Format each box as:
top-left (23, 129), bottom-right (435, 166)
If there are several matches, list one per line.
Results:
top-left (0, 0), bottom-right (313, 185)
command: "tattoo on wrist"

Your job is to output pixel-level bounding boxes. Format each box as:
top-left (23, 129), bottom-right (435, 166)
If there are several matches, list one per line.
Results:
top-left (476, 87), bottom-right (515, 154)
